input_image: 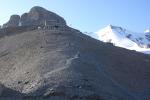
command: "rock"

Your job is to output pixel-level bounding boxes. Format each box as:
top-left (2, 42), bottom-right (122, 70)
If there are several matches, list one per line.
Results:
top-left (2, 6), bottom-right (67, 28)
top-left (20, 6), bottom-right (66, 26)
top-left (24, 81), bottom-right (29, 85)
top-left (145, 33), bottom-right (150, 41)
top-left (17, 81), bottom-right (22, 84)
top-left (3, 15), bottom-right (20, 28)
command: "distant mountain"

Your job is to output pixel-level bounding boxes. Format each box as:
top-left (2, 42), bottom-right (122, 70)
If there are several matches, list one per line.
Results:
top-left (93, 25), bottom-right (150, 54)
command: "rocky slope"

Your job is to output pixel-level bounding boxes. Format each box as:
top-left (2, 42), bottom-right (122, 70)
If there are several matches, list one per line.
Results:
top-left (0, 7), bottom-right (150, 100)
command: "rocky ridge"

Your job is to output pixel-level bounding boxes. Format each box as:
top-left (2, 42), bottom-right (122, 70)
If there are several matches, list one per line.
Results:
top-left (2, 6), bottom-right (66, 28)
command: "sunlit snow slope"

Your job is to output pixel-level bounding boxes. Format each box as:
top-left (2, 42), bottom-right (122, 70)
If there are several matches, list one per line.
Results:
top-left (93, 25), bottom-right (150, 54)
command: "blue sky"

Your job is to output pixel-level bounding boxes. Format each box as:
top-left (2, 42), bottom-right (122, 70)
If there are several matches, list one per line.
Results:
top-left (0, 0), bottom-right (150, 32)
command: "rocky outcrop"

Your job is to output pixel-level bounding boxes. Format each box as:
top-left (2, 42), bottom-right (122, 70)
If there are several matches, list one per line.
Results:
top-left (3, 15), bottom-right (20, 28)
top-left (2, 6), bottom-right (66, 28)
top-left (20, 6), bottom-right (66, 26)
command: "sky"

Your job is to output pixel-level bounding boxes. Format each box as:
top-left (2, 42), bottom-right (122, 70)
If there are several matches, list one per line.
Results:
top-left (0, 0), bottom-right (150, 32)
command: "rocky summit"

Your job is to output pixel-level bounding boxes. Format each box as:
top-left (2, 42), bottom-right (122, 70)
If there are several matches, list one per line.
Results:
top-left (3, 15), bottom-right (20, 28)
top-left (2, 6), bottom-right (66, 28)
top-left (0, 6), bottom-right (150, 100)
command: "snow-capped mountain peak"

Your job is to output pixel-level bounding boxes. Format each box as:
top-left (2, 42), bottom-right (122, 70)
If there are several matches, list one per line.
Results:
top-left (144, 29), bottom-right (150, 33)
top-left (94, 25), bottom-right (150, 54)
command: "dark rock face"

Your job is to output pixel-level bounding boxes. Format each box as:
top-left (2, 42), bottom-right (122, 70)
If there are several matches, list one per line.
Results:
top-left (2, 6), bottom-right (66, 28)
top-left (146, 33), bottom-right (150, 41)
top-left (3, 15), bottom-right (20, 28)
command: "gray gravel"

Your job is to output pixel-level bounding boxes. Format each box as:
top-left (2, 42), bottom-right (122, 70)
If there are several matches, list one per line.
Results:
top-left (0, 27), bottom-right (150, 100)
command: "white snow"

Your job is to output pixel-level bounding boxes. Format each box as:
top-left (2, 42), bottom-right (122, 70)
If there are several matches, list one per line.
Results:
top-left (144, 29), bottom-right (150, 33)
top-left (87, 25), bottom-right (150, 55)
